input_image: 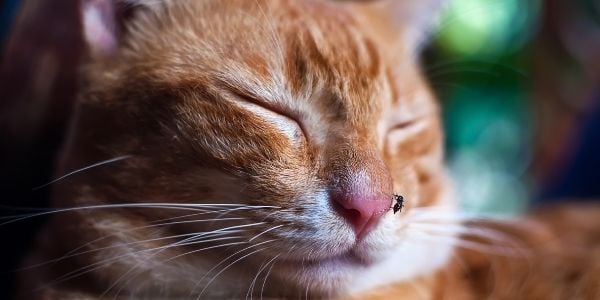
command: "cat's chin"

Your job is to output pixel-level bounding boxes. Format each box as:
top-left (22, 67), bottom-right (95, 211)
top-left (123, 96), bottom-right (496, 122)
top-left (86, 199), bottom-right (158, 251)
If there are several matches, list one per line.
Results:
top-left (283, 248), bottom-right (372, 269)
top-left (268, 246), bottom-right (384, 296)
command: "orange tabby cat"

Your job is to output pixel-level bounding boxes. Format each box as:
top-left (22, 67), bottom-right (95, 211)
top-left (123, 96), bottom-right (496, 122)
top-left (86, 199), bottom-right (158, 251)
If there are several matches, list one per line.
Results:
top-left (17, 0), bottom-right (600, 299)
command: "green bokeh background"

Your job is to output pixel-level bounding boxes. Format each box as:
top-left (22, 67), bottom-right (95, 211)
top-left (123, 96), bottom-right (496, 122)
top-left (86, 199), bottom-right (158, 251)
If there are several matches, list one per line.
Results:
top-left (426, 0), bottom-right (541, 215)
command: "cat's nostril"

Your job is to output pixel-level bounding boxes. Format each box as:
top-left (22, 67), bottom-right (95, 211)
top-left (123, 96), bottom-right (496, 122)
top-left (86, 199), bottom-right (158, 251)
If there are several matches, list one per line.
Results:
top-left (331, 194), bottom-right (391, 240)
top-left (333, 202), bottom-right (362, 227)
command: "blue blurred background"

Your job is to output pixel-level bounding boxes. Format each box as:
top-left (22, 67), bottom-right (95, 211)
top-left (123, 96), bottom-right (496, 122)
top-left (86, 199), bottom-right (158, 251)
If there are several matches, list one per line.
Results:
top-left (0, 0), bottom-right (599, 298)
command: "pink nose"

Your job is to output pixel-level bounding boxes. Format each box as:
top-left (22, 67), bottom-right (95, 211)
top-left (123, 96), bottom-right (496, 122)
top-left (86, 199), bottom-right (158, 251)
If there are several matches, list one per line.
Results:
top-left (326, 146), bottom-right (393, 239)
top-left (331, 192), bottom-right (392, 239)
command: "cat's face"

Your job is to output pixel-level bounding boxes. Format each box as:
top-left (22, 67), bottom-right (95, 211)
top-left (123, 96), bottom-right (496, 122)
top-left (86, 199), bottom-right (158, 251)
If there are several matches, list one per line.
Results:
top-left (65, 0), bottom-right (452, 296)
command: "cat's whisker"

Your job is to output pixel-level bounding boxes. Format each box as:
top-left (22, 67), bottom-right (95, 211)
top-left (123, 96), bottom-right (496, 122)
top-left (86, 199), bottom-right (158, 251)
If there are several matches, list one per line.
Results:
top-left (409, 223), bottom-right (531, 257)
top-left (190, 237), bottom-right (277, 297)
top-left (405, 211), bottom-right (488, 220)
top-left (38, 229), bottom-right (249, 295)
top-left (411, 232), bottom-right (514, 256)
top-left (213, 206), bottom-right (280, 219)
top-left (249, 224), bottom-right (284, 242)
top-left (0, 203), bottom-right (279, 226)
top-left (408, 218), bottom-right (540, 239)
top-left (142, 217), bottom-right (248, 226)
top-left (104, 238), bottom-right (251, 299)
top-left (197, 243), bottom-right (275, 299)
top-left (32, 155), bottom-right (132, 190)
top-left (17, 211), bottom-right (263, 271)
top-left (40, 222), bottom-right (268, 287)
top-left (183, 222), bottom-right (267, 244)
top-left (304, 280), bottom-right (311, 300)
top-left (403, 210), bottom-right (500, 225)
top-left (407, 206), bottom-right (479, 216)
top-left (405, 209), bottom-right (544, 244)
top-left (406, 228), bottom-right (530, 257)
top-left (246, 258), bottom-right (271, 300)
top-left (164, 238), bottom-right (249, 263)
top-left (260, 256), bottom-right (279, 300)
top-left (18, 229), bottom-right (249, 271)
top-left (405, 212), bottom-right (531, 254)
top-left (247, 253), bottom-right (281, 300)
top-left (147, 207), bottom-right (255, 225)
top-left (408, 222), bottom-right (513, 242)
top-left (260, 208), bottom-right (294, 222)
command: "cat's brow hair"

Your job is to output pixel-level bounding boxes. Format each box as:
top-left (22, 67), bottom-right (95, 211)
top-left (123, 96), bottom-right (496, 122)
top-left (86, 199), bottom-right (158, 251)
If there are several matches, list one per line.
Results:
top-left (118, 0), bottom-right (388, 125)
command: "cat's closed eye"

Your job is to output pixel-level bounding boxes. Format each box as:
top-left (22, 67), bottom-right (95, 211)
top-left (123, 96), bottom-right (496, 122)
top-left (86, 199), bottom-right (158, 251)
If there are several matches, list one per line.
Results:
top-left (385, 103), bottom-right (435, 147)
top-left (230, 92), bottom-right (307, 144)
top-left (389, 117), bottom-right (423, 131)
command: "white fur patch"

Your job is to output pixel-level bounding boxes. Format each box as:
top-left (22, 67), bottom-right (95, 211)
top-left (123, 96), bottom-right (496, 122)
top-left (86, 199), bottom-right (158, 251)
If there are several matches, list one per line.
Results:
top-left (345, 191), bottom-right (458, 294)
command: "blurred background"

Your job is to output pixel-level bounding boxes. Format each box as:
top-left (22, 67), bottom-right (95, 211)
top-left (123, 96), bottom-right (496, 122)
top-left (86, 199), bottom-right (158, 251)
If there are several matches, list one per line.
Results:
top-left (0, 0), bottom-right (599, 298)
top-left (424, 0), bottom-right (600, 214)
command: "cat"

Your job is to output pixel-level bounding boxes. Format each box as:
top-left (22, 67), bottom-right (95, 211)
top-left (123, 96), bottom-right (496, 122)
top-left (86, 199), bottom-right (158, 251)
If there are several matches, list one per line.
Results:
top-left (16, 0), bottom-right (600, 299)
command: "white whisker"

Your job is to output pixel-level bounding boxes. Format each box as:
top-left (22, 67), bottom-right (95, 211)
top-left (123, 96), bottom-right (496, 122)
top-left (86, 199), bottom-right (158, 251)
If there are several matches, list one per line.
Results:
top-left (247, 253), bottom-right (280, 300)
top-left (39, 229), bottom-right (245, 294)
top-left (406, 229), bottom-right (529, 257)
top-left (249, 225), bottom-right (284, 242)
top-left (33, 155), bottom-right (131, 190)
top-left (104, 239), bottom-right (249, 298)
top-left (37, 222), bottom-right (268, 293)
top-left (408, 223), bottom-right (524, 249)
top-left (19, 229), bottom-right (248, 271)
top-left (183, 222), bottom-right (267, 244)
top-left (0, 203), bottom-right (279, 226)
top-left (198, 244), bottom-right (274, 299)
top-left (246, 258), bottom-right (270, 300)
top-left (260, 255), bottom-right (279, 300)
top-left (191, 238), bottom-right (276, 297)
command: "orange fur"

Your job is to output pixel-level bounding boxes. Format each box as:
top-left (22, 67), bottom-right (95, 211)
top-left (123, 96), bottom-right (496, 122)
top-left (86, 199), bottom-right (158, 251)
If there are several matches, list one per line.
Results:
top-left (17, 0), bottom-right (599, 299)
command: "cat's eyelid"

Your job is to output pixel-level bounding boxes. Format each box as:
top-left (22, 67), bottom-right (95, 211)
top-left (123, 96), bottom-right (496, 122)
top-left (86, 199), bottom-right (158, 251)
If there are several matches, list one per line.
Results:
top-left (228, 90), bottom-right (309, 143)
top-left (387, 96), bottom-right (436, 130)
top-left (227, 88), bottom-right (298, 122)
top-left (390, 118), bottom-right (420, 130)
top-left (386, 117), bottom-right (429, 148)
top-left (386, 115), bottom-right (430, 135)
top-left (388, 109), bottom-right (430, 130)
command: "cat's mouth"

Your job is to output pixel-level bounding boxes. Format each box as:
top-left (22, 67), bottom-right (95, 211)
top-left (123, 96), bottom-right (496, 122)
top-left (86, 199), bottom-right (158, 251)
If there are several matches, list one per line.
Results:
top-left (279, 247), bottom-right (373, 270)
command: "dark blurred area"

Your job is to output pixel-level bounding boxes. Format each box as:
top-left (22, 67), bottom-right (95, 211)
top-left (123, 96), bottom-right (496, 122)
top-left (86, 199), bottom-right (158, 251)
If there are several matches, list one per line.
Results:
top-left (0, 0), bottom-right (599, 298)
top-left (1, 0), bottom-right (82, 298)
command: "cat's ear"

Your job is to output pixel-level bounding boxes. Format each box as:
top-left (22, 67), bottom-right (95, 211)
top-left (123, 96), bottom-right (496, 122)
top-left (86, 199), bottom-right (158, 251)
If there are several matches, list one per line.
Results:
top-left (81, 0), bottom-right (167, 57)
top-left (349, 0), bottom-right (447, 54)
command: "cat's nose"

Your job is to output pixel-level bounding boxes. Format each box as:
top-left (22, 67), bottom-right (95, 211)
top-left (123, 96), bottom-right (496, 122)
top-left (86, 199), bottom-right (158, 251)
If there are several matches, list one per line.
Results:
top-left (331, 191), bottom-right (392, 239)
top-left (328, 156), bottom-right (394, 239)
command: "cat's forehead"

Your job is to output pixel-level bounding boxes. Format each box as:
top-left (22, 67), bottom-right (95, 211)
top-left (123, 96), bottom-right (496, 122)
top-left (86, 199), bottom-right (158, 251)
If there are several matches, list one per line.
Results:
top-left (119, 0), bottom-right (389, 122)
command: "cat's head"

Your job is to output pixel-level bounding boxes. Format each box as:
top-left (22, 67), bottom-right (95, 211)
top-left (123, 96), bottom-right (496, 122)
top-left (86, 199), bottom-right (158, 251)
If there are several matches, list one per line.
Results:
top-left (64, 0), bottom-right (452, 296)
